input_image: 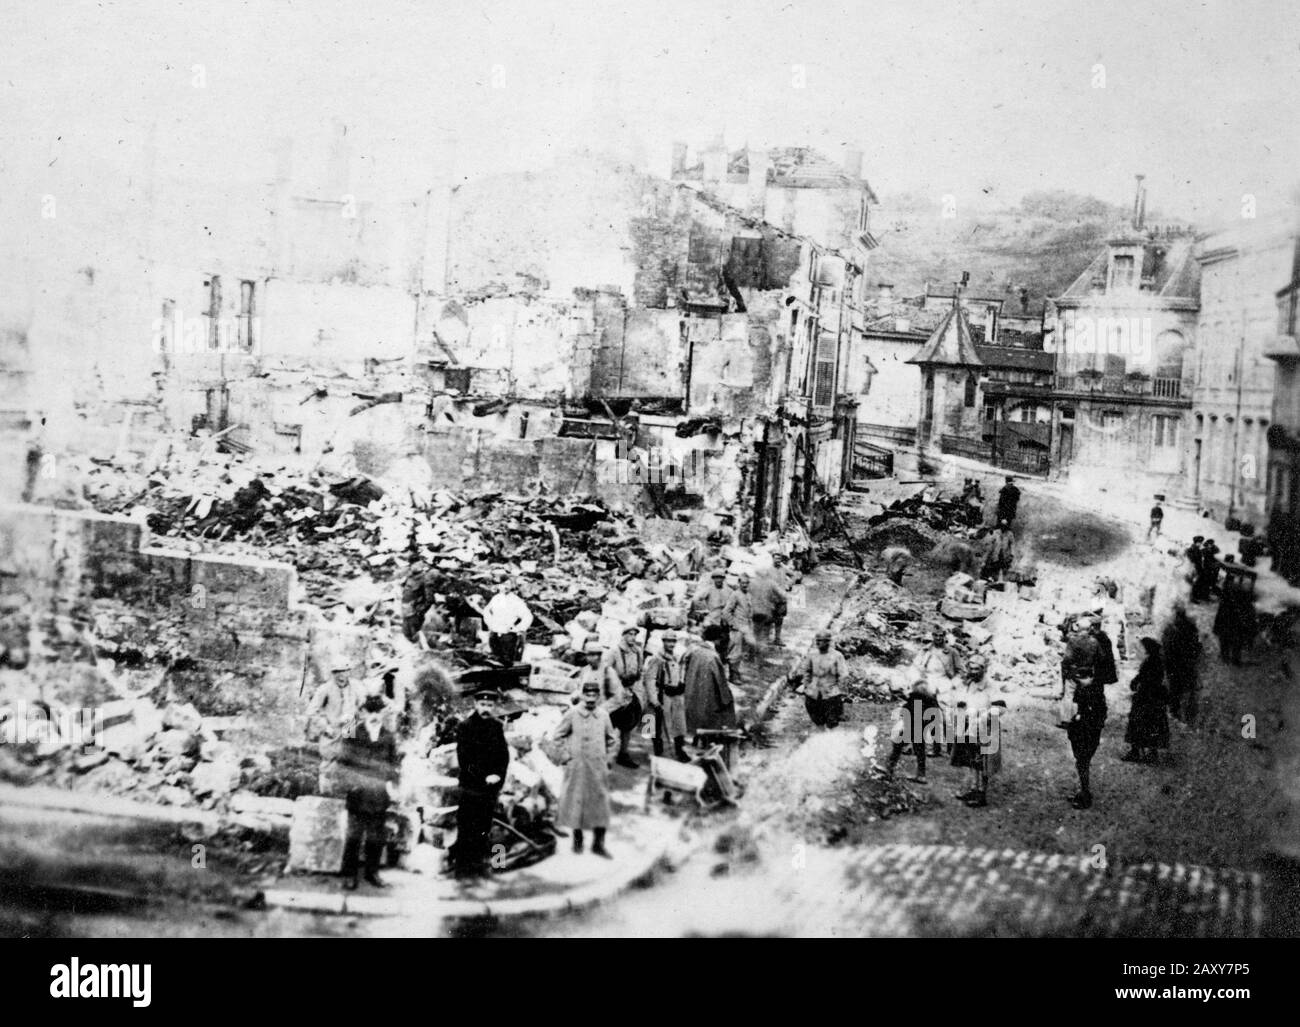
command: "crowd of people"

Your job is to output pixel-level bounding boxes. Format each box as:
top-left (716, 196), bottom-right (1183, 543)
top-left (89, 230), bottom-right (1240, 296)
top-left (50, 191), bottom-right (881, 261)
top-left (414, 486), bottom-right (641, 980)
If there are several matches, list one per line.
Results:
top-left (301, 473), bottom-right (1272, 887)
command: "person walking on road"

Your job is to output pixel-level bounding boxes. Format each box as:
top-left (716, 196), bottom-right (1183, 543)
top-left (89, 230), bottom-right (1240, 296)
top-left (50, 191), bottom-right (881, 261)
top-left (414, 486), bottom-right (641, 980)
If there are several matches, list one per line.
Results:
top-left (751, 555), bottom-right (791, 646)
top-left (1162, 603), bottom-right (1202, 724)
top-left (1060, 617), bottom-right (1106, 810)
top-left (797, 629), bottom-right (848, 728)
top-left (996, 475), bottom-right (1021, 527)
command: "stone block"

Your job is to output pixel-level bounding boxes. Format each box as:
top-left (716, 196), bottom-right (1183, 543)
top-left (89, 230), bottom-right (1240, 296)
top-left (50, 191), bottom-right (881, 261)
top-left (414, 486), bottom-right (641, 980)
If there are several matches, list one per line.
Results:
top-left (287, 796), bottom-right (348, 874)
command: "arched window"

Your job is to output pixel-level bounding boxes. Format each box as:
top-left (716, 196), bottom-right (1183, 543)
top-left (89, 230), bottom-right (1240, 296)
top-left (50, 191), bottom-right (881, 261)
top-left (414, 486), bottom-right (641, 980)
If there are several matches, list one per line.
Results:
top-left (1154, 330), bottom-right (1186, 379)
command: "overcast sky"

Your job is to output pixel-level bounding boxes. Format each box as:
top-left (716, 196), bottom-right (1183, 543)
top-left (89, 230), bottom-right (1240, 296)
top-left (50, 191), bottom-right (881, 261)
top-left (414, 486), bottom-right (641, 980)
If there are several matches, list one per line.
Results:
top-left (2, 0), bottom-right (1298, 226)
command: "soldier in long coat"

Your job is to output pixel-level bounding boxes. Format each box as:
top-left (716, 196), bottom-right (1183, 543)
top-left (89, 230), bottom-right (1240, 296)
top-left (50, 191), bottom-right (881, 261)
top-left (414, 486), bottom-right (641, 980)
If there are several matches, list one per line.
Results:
top-left (683, 624), bottom-right (736, 733)
top-left (550, 680), bottom-right (618, 857)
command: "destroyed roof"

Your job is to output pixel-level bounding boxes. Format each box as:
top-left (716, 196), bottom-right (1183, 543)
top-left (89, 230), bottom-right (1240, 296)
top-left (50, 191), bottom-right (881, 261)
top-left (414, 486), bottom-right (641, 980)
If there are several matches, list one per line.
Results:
top-left (765, 147), bottom-right (877, 199)
top-left (907, 303), bottom-right (982, 367)
top-left (677, 145), bottom-right (877, 202)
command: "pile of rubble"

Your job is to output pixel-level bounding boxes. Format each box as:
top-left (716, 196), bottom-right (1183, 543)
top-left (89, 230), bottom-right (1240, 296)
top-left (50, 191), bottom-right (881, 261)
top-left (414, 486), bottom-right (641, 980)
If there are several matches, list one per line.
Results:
top-left (0, 696), bottom-right (253, 809)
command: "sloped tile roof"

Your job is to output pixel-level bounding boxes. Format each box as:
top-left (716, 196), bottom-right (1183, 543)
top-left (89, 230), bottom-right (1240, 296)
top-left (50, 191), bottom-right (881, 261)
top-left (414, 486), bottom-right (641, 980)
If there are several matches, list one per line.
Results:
top-left (908, 303), bottom-right (982, 366)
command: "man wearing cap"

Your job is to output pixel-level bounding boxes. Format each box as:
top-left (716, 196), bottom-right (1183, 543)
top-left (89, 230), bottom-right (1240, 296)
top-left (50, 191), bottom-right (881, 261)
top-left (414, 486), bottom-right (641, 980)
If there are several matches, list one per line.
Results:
top-left (550, 678), bottom-right (619, 857)
top-left (602, 625), bottom-right (646, 769)
top-left (449, 686), bottom-right (510, 878)
top-left (643, 630), bottom-right (688, 762)
top-left (339, 694), bottom-right (400, 889)
top-left (751, 555), bottom-right (791, 647)
top-left (684, 624), bottom-right (736, 734)
top-left (798, 630), bottom-right (848, 728)
top-left (996, 475), bottom-right (1021, 527)
top-left (723, 576), bottom-right (755, 683)
top-left (306, 651), bottom-right (364, 798)
top-left (693, 569), bottom-right (735, 632)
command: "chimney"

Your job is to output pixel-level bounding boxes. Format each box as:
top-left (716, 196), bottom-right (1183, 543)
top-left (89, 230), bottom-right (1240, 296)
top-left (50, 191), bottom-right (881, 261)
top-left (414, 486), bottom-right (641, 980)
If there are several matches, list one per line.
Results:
top-left (877, 282), bottom-right (895, 308)
top-left (843, 148), bottom-right (864, 179)
top-left (1019, 286), bottom-right (1029, 314)
top-left (1132, 174), bottom-right (1146, 231)
top-left (700, 136), bottom-right (726, 185)
top-left (671, 142), bottom-right (688, 178)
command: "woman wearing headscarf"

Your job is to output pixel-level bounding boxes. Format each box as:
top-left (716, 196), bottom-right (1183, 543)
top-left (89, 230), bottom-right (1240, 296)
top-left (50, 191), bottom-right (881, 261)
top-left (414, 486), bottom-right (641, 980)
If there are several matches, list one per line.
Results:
top-left (1123, 637), bottom-right (1170, 764)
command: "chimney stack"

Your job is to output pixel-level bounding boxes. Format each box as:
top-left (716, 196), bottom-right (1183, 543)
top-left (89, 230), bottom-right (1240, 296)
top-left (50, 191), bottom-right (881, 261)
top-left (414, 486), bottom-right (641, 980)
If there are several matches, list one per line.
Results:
top-left (877, 282), bottom-right (895, 310)
top-left (843, 148), bottom-right (864, 179)
top-left (1132, 174), bottom-right (1147, 231)
top-left (1019, 286), bottom-right (1029, 313)
top-left (671, 142), bottom-right (688, 178)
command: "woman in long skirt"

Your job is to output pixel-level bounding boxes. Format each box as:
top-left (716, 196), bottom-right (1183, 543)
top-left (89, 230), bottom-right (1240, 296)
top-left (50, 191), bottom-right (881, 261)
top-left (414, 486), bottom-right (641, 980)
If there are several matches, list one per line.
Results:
top-left (1123, 637), bottom-right (1170, 764)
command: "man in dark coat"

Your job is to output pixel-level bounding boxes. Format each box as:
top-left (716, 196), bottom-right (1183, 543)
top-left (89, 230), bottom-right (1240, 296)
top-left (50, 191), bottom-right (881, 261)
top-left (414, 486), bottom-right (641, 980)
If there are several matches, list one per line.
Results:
top-left (1186, 537), bottom-right (1206, 602)
top-left (1060, 617), bottom-right (1105, 810)
top-left (339, 695), bottom-right (400, 890)
top-left (1162, 603), bottom-right (1201, 722)
top-left (995, 476), bottom-right (1021, 527)
top-left (448, 686), bottom-right (510, 878)
top-left (1213, 580), bottom-right (1256, 666)
top-left (683, 624), bottom-right (736, 734)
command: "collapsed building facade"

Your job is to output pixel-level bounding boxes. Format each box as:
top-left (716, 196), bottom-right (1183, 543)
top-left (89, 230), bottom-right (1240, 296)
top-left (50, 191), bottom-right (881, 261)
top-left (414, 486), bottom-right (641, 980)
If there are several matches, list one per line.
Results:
top-left (0, 129), bottom-right (877, 760)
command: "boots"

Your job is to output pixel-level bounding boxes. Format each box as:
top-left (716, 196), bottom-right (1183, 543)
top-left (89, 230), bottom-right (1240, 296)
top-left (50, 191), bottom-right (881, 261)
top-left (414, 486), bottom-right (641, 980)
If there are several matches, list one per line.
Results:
top-left (591, 828), bottom-right (611, 859)
top-left (674, 737), bottom-right (689, 763)
top-left (652, 737), bottom-right (664, 757)
top-left (572, 829), bottom-right (584, 854)
top-left (615, 731), bottom-right (638, 769)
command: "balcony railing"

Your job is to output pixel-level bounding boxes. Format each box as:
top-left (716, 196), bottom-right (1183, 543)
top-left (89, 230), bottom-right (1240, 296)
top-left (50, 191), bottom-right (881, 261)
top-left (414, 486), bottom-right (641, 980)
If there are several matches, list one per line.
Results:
top-left (1056, 375), bottom-right (1183, 400)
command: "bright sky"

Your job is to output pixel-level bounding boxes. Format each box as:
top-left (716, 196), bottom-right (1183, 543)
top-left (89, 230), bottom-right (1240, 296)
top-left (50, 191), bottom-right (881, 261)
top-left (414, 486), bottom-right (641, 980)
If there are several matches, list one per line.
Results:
top-left (2, 0), bottom-right (1298, 224)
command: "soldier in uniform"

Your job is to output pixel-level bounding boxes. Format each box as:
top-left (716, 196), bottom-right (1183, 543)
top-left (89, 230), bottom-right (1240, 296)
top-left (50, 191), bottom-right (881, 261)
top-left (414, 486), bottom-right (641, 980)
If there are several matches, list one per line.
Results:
top-left (602, 624), bottom-right (645, 768)
top-left (448, 685), bottom-right (510, 878)
top-left (723, 576), bottom-right (755, 683)
top-left (797, 629), bottom-right (848, 728)
top-left (550, 679), bottom-right (619, 857)
top-left (643, 630), bottom-right (688, 761)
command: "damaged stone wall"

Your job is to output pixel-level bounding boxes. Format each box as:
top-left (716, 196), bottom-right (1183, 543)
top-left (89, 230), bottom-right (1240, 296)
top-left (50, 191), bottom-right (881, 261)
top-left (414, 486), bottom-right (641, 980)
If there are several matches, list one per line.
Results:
top-left (0, 503), bottom-right (317, 742)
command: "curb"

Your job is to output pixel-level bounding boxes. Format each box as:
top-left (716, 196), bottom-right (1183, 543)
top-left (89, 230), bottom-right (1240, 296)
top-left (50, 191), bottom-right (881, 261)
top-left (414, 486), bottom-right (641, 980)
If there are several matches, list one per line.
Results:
top-left (260, 822), bottom-right (674, 921)
top-left (752, 573), bottom-right (862, 726)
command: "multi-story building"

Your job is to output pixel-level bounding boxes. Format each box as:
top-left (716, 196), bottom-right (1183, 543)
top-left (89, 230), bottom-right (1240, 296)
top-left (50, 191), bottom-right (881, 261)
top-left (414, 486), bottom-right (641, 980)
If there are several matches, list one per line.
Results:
top-left (1189, 215), bottom-right (1298, 526)
top-left (1263, 240), bottom-right (1300, 580)
top-left (1044, 184), bottom-right (1199, 499)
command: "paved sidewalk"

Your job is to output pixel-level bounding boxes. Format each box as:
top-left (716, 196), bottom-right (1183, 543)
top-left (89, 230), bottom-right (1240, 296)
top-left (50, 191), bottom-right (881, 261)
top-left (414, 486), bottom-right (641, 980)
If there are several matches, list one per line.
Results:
top-left (262, 812), bottom-right (678, 922)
